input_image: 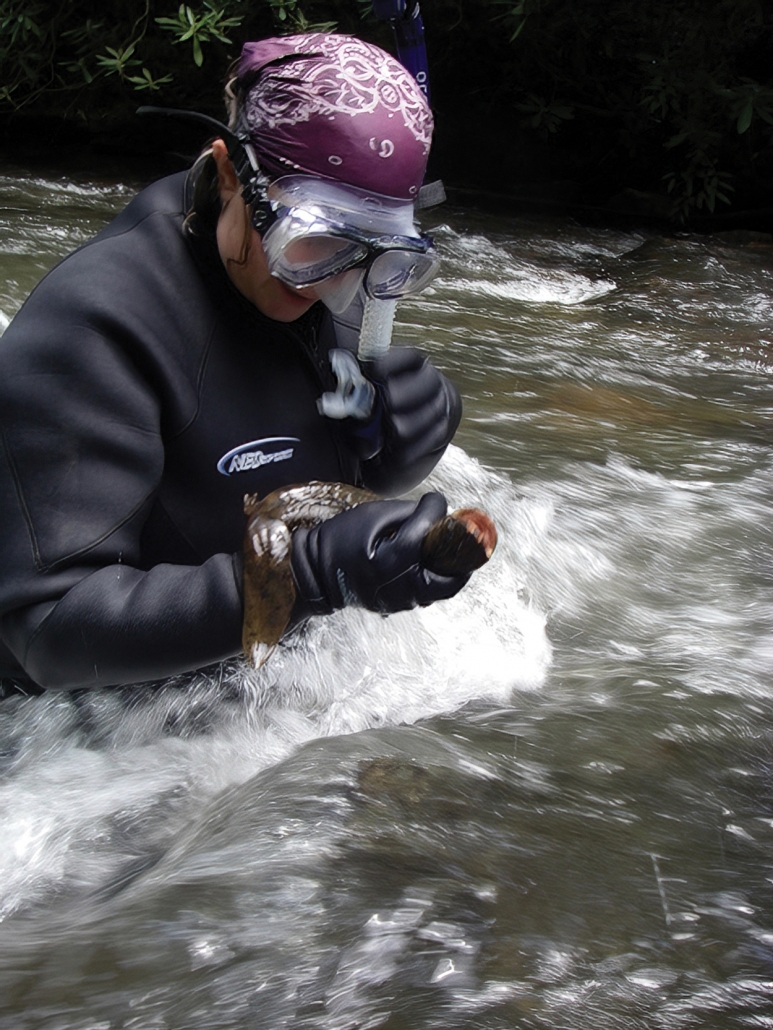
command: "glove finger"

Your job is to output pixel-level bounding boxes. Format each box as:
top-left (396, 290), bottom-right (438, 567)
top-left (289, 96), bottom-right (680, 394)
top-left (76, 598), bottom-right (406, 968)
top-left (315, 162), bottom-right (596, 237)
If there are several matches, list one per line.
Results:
top-left (408, 489), bottom-right (449, 525)
top-left (378, 361), bottom-right (441, 416)
top-left (414, 568), bottom-right (471, 606)
top-left (373, 565), bottom-right (469, 611)
top-left (387, 382), bottom-right (457, 448)
top-left (345, 499), bottom-right (420, 558)
top-left (364, 346), bottom-right (425, 383)
top-left (386, 491), bottom-right (449, 555)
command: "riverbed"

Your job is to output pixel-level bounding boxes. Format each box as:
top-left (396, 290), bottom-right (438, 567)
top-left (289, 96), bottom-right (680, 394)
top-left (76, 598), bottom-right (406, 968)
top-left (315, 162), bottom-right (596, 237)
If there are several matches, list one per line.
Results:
top-left (1, 159), bottom-right (772, 1029)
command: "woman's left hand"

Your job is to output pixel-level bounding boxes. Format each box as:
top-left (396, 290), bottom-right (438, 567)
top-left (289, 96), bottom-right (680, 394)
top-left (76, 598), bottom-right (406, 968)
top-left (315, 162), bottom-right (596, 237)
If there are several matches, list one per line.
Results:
top-left (349, 346), bottom-right (462, 496)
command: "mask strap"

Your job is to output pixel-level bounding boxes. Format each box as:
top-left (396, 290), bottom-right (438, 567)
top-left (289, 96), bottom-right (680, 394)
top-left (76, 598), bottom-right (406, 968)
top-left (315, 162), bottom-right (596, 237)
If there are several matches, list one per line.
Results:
top-left (136, 106), bottom-right (275, 230)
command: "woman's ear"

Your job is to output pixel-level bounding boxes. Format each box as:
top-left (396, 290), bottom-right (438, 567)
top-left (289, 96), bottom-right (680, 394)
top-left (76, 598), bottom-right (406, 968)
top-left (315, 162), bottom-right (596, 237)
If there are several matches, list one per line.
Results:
top-left (212, 138), bottom-right (241, 203)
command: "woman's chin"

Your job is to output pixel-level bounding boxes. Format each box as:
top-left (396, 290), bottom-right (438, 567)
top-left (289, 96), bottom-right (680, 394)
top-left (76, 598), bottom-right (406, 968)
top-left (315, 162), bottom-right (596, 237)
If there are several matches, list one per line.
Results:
top-left (258, 280), bottom-right (319, 322)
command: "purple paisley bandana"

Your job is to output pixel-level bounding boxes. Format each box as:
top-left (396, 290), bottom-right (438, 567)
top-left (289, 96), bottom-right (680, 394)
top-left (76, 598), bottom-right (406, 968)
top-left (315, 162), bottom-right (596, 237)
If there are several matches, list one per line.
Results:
top-left (237, 34), bottom-right (433, 200)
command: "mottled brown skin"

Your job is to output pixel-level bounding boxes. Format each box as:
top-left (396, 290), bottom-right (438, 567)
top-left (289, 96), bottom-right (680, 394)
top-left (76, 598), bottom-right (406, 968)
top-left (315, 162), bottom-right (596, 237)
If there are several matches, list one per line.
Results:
top-left (242, 481), bottom-right (498, 666)
top-left (243, 483), bottom-right (377, 664)
top-left (241, 509), bottom-right (295, 667)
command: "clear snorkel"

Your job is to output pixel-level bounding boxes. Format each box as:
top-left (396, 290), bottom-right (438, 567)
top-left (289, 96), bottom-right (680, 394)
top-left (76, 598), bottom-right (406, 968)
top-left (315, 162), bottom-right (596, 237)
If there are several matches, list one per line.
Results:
top-left (319, 0), bottom-right (443, 421)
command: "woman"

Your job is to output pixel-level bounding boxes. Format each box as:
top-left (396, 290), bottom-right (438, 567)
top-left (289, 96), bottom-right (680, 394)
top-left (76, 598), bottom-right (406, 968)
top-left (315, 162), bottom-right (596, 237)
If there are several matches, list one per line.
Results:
top-left (0, 33), bottom-right (465, 694)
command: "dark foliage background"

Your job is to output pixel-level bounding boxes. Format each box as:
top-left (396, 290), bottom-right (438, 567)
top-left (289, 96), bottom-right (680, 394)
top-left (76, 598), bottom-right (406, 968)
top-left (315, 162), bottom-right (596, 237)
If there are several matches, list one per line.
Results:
top-left (1, 0), bottom-right (771, 226)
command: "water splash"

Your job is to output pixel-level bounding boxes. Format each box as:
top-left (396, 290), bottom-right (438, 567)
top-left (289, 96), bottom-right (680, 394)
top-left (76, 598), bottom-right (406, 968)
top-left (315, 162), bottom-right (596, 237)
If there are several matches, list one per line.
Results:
top-left (429, 225), bottom-right (617, 306)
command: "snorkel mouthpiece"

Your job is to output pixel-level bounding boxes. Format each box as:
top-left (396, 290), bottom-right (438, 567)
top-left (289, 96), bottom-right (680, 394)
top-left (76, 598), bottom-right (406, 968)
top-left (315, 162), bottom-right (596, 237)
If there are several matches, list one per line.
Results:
top-left (317, 296), bottom-right (396, 421)
top-left (317, 349), bottom-right (376, 420)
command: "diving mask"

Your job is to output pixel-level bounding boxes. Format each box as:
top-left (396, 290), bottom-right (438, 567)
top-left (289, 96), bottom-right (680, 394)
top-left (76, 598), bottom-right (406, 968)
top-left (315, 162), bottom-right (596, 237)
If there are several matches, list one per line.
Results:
top-left (261, 176), bottom-right (439, 312)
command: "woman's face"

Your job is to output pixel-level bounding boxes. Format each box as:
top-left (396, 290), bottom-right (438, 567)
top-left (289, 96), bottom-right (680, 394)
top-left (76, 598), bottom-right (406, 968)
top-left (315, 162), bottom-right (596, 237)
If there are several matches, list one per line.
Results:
top-left (212, 139), bottom-right (319, 322)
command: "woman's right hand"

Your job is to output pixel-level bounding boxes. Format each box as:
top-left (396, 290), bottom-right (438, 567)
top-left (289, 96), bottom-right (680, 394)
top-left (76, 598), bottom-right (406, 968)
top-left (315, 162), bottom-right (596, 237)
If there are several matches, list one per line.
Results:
top-left (290, 492), bottom-right (469, 616)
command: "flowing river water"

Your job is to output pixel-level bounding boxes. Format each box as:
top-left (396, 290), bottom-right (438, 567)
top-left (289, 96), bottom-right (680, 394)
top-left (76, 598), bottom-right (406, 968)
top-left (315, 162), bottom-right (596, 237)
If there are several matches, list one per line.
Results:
top-left (0, 160), bottom-right (772, 1029)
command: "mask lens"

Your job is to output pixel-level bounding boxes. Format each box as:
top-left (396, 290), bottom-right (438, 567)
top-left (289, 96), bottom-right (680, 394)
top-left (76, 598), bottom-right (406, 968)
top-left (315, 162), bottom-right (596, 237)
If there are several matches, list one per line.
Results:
top-left (282, 234), bottom-right (365, 281)
top-left (263, 210), bottom-right (369, 288)
top-left (366, 249), bottom-right (439, 299)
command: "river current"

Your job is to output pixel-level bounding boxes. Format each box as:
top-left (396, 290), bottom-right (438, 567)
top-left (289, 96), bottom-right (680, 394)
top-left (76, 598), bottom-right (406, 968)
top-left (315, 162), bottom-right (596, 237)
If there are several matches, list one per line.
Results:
top-left (0, 160), bottom-right (772, 1029)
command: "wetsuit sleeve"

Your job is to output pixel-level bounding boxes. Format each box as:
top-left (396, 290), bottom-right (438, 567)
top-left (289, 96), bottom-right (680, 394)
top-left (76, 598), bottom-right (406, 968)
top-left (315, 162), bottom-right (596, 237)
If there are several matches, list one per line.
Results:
top-left (1, 559), bottom-right (244, 691)
top-left (0, 318), bottom-right (243, 691)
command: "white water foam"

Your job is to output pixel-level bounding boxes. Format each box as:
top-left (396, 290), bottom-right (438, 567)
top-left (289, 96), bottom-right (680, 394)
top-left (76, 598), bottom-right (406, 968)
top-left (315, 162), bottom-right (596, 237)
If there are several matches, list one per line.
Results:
top-left (430, 226), bottom-right (617, 306)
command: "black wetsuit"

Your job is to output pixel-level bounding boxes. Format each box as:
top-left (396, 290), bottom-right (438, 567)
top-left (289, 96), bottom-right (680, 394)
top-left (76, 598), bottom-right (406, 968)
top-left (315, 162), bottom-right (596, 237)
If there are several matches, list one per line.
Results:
top-left (0, 172), bottom-right (367, 693)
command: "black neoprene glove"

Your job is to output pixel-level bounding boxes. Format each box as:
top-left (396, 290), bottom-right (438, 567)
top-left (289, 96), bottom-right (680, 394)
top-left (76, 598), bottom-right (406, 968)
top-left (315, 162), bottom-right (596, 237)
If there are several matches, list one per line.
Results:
top-left (290, 492), bottom-right (469, 617)
top-left (351, 347), bottom-right (462, 497)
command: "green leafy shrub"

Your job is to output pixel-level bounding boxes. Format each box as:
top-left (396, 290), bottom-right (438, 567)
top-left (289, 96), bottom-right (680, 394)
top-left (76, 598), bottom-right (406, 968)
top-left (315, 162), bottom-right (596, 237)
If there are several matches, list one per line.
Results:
top-left (1, 0), bottom-right (771, 223)
top-left (431, 0), bottom-right (773, 220)
top-left (0, 0), bottom-right (346, 117)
